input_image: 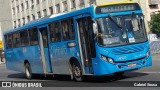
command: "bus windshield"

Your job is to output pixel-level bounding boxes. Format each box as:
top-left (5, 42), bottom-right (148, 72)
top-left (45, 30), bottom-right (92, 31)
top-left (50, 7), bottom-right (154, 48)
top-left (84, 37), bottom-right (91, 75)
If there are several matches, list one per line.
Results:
top-left (97, 14), bottom-right (147, 47)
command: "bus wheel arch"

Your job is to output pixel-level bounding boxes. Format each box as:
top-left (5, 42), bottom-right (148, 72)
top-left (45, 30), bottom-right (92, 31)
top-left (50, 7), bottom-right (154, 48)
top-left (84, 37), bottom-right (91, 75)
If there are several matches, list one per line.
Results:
top-left (69, 57), bottom-right (84, 82)
top-left (24, 60), bottom-right (32, 79)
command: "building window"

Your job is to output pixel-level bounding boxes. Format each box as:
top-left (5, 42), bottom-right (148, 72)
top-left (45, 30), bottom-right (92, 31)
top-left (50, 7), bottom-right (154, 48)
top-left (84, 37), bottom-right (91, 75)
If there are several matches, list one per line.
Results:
top-left (37, 11), bottom-right (41, 18)
top-left (27, 16), bottom-right (30, 22)
top-left (21, 3), bottom-right (24, 11)
top-left (89, 0), bottom-right (96, 5)
top-left (31, 0), bottom-right (34, 3)
top-left (63, 1), bottom-right (68, 12)
top-left (37, 0), bottom-right (40, 4)
top-left (22, 17), bottom-right (25, 25)
top-left (18, 19), bottom-right (20, 27)
top-left (71, 0), bottom-right (76, 8)
top-left (32, 14), bottom-right (35, 20)
top-left (43, 9), bottom-right (47, 17)
top-left (12, 8), bottom-right (15, 15)
top-left (17, 6), bottom-right (19, 13)
top-left (26, 1), bottom-right (29, 9)
top-left (55, 4), bottom-right (60, 13)
top-left (49, 6), bottom-right (53, 15)
top-left (149, 5), bottom-right (159, 9)
top-left (79, 0), bottom-right (85, 7)
top-left (14, 21), bottom-right (16, 28)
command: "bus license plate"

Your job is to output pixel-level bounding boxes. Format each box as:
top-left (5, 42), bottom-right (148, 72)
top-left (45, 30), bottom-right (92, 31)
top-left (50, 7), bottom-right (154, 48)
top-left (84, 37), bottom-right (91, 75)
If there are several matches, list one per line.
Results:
top-left (128, 63), bottom-right (136, 67)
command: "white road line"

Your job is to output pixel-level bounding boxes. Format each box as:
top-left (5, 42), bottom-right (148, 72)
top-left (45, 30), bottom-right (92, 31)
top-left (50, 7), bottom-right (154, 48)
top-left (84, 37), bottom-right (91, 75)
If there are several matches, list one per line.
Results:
top-left (142, 72), bottom-right (160, 74)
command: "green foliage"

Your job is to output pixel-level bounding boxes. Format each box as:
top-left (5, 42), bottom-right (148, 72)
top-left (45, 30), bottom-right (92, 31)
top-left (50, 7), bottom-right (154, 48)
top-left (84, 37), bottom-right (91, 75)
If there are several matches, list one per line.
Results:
top-left (149, 12), bottom-right (160, 36)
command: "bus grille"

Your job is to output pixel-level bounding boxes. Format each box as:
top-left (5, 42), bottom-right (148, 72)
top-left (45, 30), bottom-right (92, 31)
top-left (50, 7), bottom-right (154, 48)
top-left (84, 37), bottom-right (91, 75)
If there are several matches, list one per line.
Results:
top-left (111, 45), bottom-right (145, 55)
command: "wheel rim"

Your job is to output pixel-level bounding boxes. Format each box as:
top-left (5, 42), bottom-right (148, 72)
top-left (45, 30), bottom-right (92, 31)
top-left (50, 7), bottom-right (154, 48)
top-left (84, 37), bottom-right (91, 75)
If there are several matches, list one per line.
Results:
top-left (74, 66), bottom-right (81, 78)
top-left (26, 67), bottom-right (30, 78)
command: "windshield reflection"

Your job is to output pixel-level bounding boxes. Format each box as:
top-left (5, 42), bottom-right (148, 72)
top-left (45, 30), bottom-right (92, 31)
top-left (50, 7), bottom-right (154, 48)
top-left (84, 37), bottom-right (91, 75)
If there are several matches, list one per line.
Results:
top-left (97, 14), bottom-right (147, 47)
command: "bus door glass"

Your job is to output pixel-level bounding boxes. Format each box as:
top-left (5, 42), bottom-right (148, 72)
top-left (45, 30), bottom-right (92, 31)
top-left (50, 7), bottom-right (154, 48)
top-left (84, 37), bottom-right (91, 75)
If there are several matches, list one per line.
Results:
top-left (38, 26), bottom-right (52, 73)
top-left (76, 16), bottom-right (96, 74)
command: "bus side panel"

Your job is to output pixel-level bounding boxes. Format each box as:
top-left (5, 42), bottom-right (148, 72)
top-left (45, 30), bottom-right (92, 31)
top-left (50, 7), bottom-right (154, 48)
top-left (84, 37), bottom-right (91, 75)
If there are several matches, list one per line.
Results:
top-left (49, 42), bottom-right (80, 74)
top-left (5, 49), bottom-right (18, 72)
top-left (5, 48), bottom-right (24, 72)
top-left (26, 46), bottom-right (44, 74)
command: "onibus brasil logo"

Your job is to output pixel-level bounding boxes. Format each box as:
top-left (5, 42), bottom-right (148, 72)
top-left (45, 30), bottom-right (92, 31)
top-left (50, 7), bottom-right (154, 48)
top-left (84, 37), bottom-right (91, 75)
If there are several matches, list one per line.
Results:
top-left (1, 82), bottom-right (42, 87)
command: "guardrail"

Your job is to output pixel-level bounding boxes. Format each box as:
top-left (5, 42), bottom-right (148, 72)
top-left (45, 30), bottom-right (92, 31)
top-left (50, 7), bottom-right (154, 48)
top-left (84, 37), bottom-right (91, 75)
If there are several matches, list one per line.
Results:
top-left (150, 41), bottom-right (160, 54)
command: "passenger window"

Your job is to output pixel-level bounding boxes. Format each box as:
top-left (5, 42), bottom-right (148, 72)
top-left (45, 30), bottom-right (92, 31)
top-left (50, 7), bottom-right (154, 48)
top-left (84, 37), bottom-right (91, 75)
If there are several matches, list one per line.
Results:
top-left (62, 19), bottom-right (75, 40)
top-left (20, 30), bottom-right (29, 46)
top-left (29, 28), bottom-right (38, 45)
top-left (13, 32), bottom-right (21, 47)
top-left (49, 22), bottom-right (61, 42)
top-left (5, 34), bottom-right (13, 49)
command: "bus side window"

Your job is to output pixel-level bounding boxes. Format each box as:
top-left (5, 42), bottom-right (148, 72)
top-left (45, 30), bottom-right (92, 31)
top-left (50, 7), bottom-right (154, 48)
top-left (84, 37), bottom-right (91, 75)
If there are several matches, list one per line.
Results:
top-left (49, 22), bottom-right (61, 42)
top-left (4, 35), bottom-right (7, 48)
top-left (5, 34), bottom-right (12, 49)
top-left (13, 32), bottom-right (21, 48)
top-left (29, 28), bottom-right (38, 45)
top-left (20, 30), bottom-right (29, 46)
top-left (62, 19), bottom-right (75, 40)
top-left (7, 34), bottom-right (13, 49)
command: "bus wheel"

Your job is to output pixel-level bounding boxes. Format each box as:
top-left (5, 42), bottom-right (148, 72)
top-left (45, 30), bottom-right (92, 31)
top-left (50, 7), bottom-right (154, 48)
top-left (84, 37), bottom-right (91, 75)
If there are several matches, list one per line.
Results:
top-left (114, 72), bottom-right (125, 77)
top-left (72, 61), bottom-right (83, 82)
top-left (25, 63), bottom-right (32, 79)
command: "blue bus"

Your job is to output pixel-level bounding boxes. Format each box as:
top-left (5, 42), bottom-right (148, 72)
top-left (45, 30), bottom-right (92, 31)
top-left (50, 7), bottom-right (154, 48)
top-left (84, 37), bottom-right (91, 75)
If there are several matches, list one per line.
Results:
top-left (3, 2), bottom-right (152, 81)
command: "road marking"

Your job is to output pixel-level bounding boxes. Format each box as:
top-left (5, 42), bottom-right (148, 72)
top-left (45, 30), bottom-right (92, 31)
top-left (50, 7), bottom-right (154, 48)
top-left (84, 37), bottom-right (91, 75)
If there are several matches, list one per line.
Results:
top-left (143, 72), bottom-right (160, 74)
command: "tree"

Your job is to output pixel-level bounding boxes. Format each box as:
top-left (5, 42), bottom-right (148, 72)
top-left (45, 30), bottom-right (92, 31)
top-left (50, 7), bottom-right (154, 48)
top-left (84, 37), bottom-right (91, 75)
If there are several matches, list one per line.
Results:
top-left (149, 12), bottom-right (160, 37)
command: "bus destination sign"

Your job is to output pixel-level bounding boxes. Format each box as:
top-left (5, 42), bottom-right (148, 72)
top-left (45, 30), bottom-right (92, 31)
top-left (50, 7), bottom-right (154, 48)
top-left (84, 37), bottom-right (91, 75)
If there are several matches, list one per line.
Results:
top-left (96, 3), bottom-right (141, 14)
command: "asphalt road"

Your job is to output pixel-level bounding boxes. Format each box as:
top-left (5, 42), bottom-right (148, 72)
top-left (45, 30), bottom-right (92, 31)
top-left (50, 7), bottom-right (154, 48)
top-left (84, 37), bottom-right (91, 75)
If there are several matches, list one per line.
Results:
top-left (0, 55), bottom-right (160, 90)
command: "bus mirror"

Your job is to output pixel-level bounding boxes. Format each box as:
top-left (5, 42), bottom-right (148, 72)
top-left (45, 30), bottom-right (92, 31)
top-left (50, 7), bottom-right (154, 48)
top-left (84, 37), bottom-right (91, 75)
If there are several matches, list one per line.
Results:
top-left (93, 23), bottom-right (98, 35)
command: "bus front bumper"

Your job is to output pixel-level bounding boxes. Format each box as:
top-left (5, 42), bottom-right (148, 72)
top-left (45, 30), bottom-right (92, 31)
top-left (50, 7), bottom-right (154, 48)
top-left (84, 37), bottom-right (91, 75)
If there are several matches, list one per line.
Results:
top-left (92, 55), bottom-right (152, 76)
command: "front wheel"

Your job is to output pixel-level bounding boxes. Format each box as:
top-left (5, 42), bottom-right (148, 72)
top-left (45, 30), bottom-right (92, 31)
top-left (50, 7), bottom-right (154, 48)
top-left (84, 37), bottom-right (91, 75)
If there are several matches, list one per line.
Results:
top-left (72, 61), bottom-right (84, 82)
top-left (25, 63), bottom-right (32, 79)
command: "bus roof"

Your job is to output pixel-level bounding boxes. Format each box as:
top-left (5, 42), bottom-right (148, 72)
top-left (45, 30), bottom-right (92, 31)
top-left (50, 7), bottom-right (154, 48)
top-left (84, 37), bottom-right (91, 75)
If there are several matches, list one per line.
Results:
top-left (4, 6), bottom-right (94, 35)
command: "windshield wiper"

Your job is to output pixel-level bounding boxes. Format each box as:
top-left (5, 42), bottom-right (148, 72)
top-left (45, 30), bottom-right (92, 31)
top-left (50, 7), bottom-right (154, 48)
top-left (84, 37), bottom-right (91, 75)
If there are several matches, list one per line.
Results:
top-left (108, 14), bottom-right (122, 29)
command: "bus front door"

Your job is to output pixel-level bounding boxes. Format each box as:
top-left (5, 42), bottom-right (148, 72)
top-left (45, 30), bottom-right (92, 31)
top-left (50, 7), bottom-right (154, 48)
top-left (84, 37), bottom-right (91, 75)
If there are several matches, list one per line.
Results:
top-left (38, 26), bottom-right (52, 74)
top-left (75, 16), bottom-right (96, 74)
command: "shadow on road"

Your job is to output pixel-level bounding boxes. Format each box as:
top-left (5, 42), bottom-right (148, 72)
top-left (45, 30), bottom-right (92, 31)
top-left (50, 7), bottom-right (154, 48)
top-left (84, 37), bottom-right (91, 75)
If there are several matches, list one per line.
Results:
top-left (7, 71), bottom-right (149, 83)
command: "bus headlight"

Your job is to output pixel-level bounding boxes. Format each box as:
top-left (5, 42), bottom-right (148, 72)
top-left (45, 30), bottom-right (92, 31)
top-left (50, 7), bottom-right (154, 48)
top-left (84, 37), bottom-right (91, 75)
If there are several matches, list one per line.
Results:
top-left (146, 51), bottom-right (150, 59)
top-left (100, 55), bottom-right (115, 64)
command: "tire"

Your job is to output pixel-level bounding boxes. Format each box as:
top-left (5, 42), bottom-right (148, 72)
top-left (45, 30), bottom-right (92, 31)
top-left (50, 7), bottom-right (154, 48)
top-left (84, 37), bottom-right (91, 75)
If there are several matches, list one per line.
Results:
top-left (25, 63), bottom-right (32, 79)
top-left (114, 72), bottom-right (125, 77)
top-left (72, 61), bottom-right (84, 82)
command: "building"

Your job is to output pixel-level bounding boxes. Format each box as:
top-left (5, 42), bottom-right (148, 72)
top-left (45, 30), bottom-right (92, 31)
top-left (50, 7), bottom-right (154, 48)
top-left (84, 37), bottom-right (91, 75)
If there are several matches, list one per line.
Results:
top-left (10, 0), bottom-right (97, 28)
top-left (0, 0), bottom-right (12, 48)
top-left (9, 0), bottom-right (160, 32)
top-left (137, 0), bottom-right (160, 32)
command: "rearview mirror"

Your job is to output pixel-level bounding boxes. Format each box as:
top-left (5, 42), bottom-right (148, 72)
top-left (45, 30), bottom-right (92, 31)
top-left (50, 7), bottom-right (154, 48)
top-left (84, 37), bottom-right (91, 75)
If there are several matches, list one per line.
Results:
top-left (93, 23), bottom-right (98, 34)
